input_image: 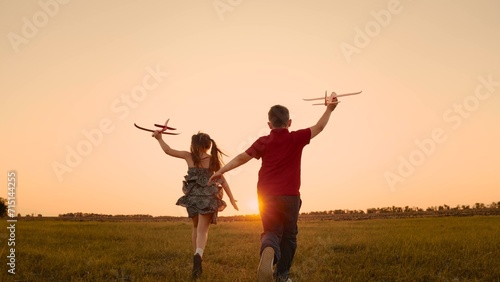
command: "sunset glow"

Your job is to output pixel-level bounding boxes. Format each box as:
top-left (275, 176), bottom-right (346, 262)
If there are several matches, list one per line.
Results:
top-left (1, 1), bottom-right (499, 217)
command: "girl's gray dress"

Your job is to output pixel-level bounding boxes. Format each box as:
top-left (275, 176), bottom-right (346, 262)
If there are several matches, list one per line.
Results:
top-left (176, 167), bottom-right (227, 224)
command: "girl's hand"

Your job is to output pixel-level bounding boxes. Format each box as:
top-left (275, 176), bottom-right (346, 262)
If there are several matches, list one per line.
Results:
top-left (152, 130), bottom-right (162, 140)
top-left (230, 198), bottom-right (239, 211)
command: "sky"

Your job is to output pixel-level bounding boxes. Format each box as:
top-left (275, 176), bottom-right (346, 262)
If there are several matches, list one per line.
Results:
top-left (1, 0), bottom-right (499, 217)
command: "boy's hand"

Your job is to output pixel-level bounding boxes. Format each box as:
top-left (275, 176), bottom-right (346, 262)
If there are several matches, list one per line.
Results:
top-left (230, 198), bottom-right (239, 211)
top-left (208, 171), bottom-right (222, 185)
top-left (327, 97), bottom-right (339, 111)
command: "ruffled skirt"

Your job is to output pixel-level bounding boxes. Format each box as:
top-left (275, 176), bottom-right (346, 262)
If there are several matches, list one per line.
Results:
top-left (176, 170), bottom-right (227, 224)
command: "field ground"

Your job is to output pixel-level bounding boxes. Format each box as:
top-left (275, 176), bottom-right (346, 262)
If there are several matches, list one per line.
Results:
top-left (1, 215), bottom-right (499, 281)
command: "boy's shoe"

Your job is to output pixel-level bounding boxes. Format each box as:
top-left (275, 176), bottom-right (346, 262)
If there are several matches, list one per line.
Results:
top-left (257, 247), bottom-right (274, 282)
top-left (192, 254), bottom-right (202, 279)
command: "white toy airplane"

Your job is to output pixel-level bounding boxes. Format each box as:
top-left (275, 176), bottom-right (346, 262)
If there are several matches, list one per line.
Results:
top-left (303, 90), bottom-right (362, 105)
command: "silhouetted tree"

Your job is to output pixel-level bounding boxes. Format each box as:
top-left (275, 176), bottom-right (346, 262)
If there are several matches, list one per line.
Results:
top-left (474, 202), bottom-right (485, 209)
top-left (380, 207), bottom-right (390, 213)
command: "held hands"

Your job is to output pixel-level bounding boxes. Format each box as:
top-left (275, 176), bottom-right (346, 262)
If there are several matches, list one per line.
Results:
top-left (208, 171), bottom-right (222, 185)
top-left (209, 171), bottom-right (239, 210)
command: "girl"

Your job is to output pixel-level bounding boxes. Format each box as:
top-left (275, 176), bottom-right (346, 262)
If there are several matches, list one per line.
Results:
top-left (152, 130), bottom-right (238, 279)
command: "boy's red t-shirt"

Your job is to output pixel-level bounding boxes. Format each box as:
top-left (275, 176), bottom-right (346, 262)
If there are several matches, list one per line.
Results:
top-left (245, 128), bottom-right (311, 197)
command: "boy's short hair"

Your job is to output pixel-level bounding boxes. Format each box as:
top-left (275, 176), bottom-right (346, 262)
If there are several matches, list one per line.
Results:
top-left (268, 105), bottom-right (289, 128)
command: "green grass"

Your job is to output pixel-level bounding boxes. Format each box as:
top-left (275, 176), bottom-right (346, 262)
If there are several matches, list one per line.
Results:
top-left (1, 216), bottom-right (499, 281)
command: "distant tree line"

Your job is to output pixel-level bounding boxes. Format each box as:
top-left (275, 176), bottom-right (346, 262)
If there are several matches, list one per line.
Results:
top-left (3, 199), bottom-right (499, 218)
top-left (57, 212), bottom-right (154, 218)
top-left (300, 201), bottom-right (500, 216)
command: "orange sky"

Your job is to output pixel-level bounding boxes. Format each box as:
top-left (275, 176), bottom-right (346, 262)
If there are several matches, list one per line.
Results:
top-left (1, 0), bottom-right (499, 217)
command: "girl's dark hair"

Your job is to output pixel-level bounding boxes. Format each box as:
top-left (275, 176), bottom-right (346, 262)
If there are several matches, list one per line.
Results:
top-left (190, 132), bottom-right (226, 172)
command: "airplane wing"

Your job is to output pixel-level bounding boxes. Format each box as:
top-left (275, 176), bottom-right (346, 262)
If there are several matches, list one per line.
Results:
top-left (303, 90), bottom-right (328, 101)
top-left (303, 91), bottom-right (361, 103)
top-left (134, 123), bottom-right (180, 135)
top-left (303, 97), bottom-right (325, 101)
top-left (154, 124), bottom-right (177, 130)
top-left (331, 91), bottom-right (362, 98)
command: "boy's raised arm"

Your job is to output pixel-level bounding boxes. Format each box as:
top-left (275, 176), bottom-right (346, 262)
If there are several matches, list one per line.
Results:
top-left (309, 100), bottom-right (338, 139)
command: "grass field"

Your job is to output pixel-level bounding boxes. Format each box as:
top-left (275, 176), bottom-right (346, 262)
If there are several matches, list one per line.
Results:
top-left (1, 216), bottom-right (499, 281)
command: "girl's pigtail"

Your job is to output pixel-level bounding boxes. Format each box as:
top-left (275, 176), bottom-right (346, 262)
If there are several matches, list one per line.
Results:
top-left (210, 139), bottom-right (226, 172)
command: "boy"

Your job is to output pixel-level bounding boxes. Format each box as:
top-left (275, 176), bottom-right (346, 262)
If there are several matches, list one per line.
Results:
top-left (209, 99), bottom-right (338, 281)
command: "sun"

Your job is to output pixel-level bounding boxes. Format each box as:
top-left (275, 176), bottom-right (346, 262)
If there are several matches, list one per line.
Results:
top-left (247, 198), bottom-right (260, 214)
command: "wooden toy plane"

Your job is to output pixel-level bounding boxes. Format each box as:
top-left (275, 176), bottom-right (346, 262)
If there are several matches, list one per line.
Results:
top-left (134, 118), bottom-right (180, 135)
top-left (303, 90), bottom-right (362, 105)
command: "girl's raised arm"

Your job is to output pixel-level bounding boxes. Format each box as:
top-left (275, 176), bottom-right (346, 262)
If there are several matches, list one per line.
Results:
top-left (152, 130), bottom-right (190, 160)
